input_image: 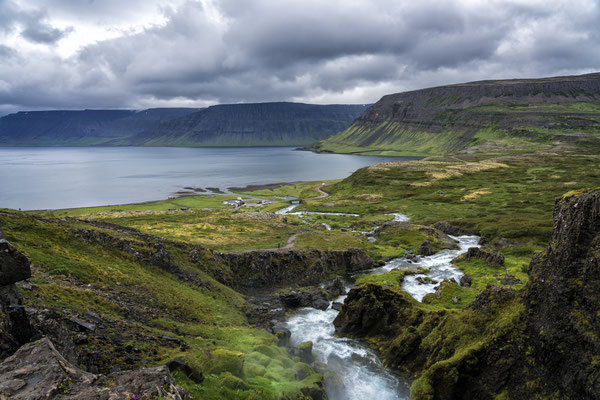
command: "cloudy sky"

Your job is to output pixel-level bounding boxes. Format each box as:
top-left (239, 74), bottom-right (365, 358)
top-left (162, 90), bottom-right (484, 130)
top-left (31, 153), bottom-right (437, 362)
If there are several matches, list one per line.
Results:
top-left (0, 0), bottom-right (599, 115)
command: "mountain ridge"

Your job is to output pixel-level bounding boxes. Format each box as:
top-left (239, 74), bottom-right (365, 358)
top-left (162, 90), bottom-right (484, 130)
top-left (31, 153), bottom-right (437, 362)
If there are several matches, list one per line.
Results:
top-left (310, 72), bottom-right (600, 155)
top-left (0, 102), bottom-right (368, 147)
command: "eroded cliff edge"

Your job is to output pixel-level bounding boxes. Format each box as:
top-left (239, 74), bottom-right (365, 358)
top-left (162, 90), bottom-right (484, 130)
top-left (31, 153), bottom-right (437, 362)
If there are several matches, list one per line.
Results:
top-left (334, 188), bottom-right (600, 399)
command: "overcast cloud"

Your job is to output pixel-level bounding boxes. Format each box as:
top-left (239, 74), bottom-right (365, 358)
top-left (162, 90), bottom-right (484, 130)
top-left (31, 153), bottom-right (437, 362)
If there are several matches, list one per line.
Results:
top-left (0, 0), bottom-right (599, 114)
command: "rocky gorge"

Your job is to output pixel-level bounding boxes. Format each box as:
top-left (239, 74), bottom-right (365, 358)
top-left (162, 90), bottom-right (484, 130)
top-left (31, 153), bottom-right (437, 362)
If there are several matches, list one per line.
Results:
top-left (334, 188), bottom-right (600, 399)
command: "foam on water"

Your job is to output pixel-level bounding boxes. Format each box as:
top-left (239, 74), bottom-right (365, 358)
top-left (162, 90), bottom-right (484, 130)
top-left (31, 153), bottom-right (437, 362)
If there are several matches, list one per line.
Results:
top-left (370, 235), bottom-right (480, 301)
top-left (285, 301), bottom-right (410, 400)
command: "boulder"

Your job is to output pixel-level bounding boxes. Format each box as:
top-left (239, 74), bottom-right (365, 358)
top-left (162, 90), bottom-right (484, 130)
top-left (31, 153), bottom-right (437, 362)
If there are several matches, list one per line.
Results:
top-left (167, 357), bottom-right (203, 382)
top-left (279, 290), bottom-right (330, 311)
top-left (0, 337), bottom-right (189, 399)
top-left (0, 240), bottom-right (31, 286)
top-left (461, 247), bottom-right (505, 267)
top-left (272, 325), bottom-right (291, 347)
top-left (433, 221), bottom-right (476, 236)
top-left (298, 341), bottom-right (314, 364)
top-left (459, 274), bottom-right (473, 287)
top-left (417, 240), bottom-right (435, 256)
top-left (325, 276), bottom-right (346, 298)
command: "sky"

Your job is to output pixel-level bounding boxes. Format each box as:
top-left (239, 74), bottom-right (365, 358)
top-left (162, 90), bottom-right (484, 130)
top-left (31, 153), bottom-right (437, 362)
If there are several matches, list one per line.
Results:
top-left (0, 0), bottom-right (599, 115)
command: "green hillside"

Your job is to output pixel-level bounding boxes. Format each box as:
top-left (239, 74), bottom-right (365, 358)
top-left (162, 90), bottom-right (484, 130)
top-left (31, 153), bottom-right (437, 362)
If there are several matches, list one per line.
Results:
top-left (311, 73), bottom-right (600, 156)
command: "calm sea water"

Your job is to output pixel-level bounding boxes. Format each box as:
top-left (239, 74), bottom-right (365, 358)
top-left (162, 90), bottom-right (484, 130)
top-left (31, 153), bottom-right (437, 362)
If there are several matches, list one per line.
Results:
top-left (0, 147), bottom-right (415, 210)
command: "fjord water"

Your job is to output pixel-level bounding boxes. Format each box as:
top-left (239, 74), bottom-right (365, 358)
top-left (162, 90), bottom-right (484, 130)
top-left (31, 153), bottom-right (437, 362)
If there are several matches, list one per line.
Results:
top-left (0, 147), bottom-right (411, 210)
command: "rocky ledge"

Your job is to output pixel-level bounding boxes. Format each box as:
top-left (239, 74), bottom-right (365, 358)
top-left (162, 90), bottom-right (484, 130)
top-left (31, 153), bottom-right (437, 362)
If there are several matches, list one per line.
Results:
top-left (221, 248), bottom-right (372, 292)
top-left (0, 337), bottom-right (189, 399)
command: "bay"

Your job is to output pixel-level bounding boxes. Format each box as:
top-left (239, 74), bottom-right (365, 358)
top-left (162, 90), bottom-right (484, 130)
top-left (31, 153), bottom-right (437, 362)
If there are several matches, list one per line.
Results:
top-left (0, 146), bottom-right (415, 210)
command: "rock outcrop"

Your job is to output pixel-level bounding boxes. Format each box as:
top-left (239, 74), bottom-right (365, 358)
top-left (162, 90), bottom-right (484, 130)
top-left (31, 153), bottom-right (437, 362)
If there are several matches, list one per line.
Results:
top-left (455, 246), bottom-right (505, 267)
top-left (525, 189), bottom-right (600, 399)
top-left (221, 248), bottom-right (372, 292)
top-left (0, 337), bottom-right (189, 399)
top-left (0, 239), bottom-right (34, 359)
top-left (432, 221), bottom-right (477, 237)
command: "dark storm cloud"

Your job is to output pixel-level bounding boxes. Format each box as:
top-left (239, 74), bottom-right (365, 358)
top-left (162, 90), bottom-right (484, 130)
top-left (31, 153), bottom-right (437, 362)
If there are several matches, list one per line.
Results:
top-left (0, 0), bottom-right (72, 44)
top-left (1, 0), bottom-right (599, 114)
top-left (21, 22), bottom-right (73, 44)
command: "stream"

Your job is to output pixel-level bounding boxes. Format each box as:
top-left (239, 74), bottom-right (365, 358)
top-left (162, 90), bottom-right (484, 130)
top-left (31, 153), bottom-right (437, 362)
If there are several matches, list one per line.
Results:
top-left (278, 206), bottom-right (480, 399)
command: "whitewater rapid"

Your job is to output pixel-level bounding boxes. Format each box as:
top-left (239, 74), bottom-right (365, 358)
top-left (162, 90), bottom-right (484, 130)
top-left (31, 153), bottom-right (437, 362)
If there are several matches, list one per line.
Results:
top-left (283, 210), bottom-right (480, 399)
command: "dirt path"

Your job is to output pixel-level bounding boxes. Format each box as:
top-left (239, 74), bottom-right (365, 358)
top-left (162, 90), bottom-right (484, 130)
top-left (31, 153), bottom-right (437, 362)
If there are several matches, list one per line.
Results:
top-left (307, 183), bottom-right (333, 200)
top-left (233, 231), bottom-right (305, 253)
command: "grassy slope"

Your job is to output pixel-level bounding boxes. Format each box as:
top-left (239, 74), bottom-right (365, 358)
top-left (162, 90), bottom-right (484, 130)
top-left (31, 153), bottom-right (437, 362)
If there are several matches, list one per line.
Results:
top-left (314, 100), bottom-right (600, 156)
top-left (0, 211), bottom-right (323, 399)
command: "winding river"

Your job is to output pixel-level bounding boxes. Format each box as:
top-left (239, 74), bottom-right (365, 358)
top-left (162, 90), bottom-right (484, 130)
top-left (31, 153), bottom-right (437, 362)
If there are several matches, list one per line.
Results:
top-left (280, 210), bottom-right (480, 399)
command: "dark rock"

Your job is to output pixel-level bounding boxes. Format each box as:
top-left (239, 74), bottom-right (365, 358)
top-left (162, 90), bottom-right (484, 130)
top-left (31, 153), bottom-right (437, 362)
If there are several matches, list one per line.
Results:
top-left (0, 239), bottom-right (31, 286)
top-left (298, 341), bottom-right (314, 364)
top-left (221, 248), bottom-right (373, 292)
top-left (325, 276), bottom-right (346, 298)
top-left (279, 290), bottom-right (330, 311)
top-left (460, 247), bottom-right (505, 267)
top-left (159, 334), bottom-right (181, 343)
top-left (460, 274), bottom-right (473, 287)
top-left (300, 385), bottom-right (324, 400)
top-left (334, 285), bottom-right (420, 338)
top-left (499, 274), bottom-right (522, 286)
top-left (272, 325), bottom-right (291, 347)
top-left (0, 337), bottom-right (190, 399)
top-left (418, 240), bottom-right (435, 256)
top-left (27, 309), bottom-right (79, 364)
top-left (0, 242), bottom-right (34, 360)
top-left (524, 189), bottom-right (600, 399)
top-left (167, 357), bottom-right (203, 382)
top-left (279, 290), bottom-right (312, 308)
top-left (312, 297), bottom-right (330, 311)
top-left (69, 317), bottom-right (96, 332)
top-left (404, 250), bottom-right (417, 261)
top-left (331, 302), bottom-right (343, 311)
top-left (433, 221), bottom-right (476, 236)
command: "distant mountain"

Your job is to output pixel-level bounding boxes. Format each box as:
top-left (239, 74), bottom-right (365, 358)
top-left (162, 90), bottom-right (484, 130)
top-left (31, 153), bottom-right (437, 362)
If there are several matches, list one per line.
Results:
top-left (0, 108), bottom-right (200, 146)
top-left (0, 102), bottom-right (368, 147)
top-left (310, 73), bottom-right (600, 155)
top-left (114, 102), bottom-right (369, 146)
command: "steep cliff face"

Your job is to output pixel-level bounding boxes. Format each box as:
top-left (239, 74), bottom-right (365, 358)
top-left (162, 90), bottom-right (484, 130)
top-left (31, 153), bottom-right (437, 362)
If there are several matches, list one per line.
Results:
top-left (0, 108), bottom-right (199, 145)
top-left (124, 102), bottom-right (369, 146)
top-left (525, 189), bottom-right (600, 398)
top-left (0, 102), bottom-right (367, 146)
top-left (0, 239), bottom-right (34, 359)
top-left (334, 188), bottom-right (600, 399)
top-left (313, 73), bottom-right (600, 155)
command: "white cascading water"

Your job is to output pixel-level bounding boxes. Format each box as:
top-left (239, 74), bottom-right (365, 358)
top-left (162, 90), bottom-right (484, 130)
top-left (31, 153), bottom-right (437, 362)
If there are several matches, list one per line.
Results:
top-left (285, 296), bottom-right (411, 400)
top-left (370, 235), bottom-right (481, 301)
top-left (281, 208), bottom-right (481, 399)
